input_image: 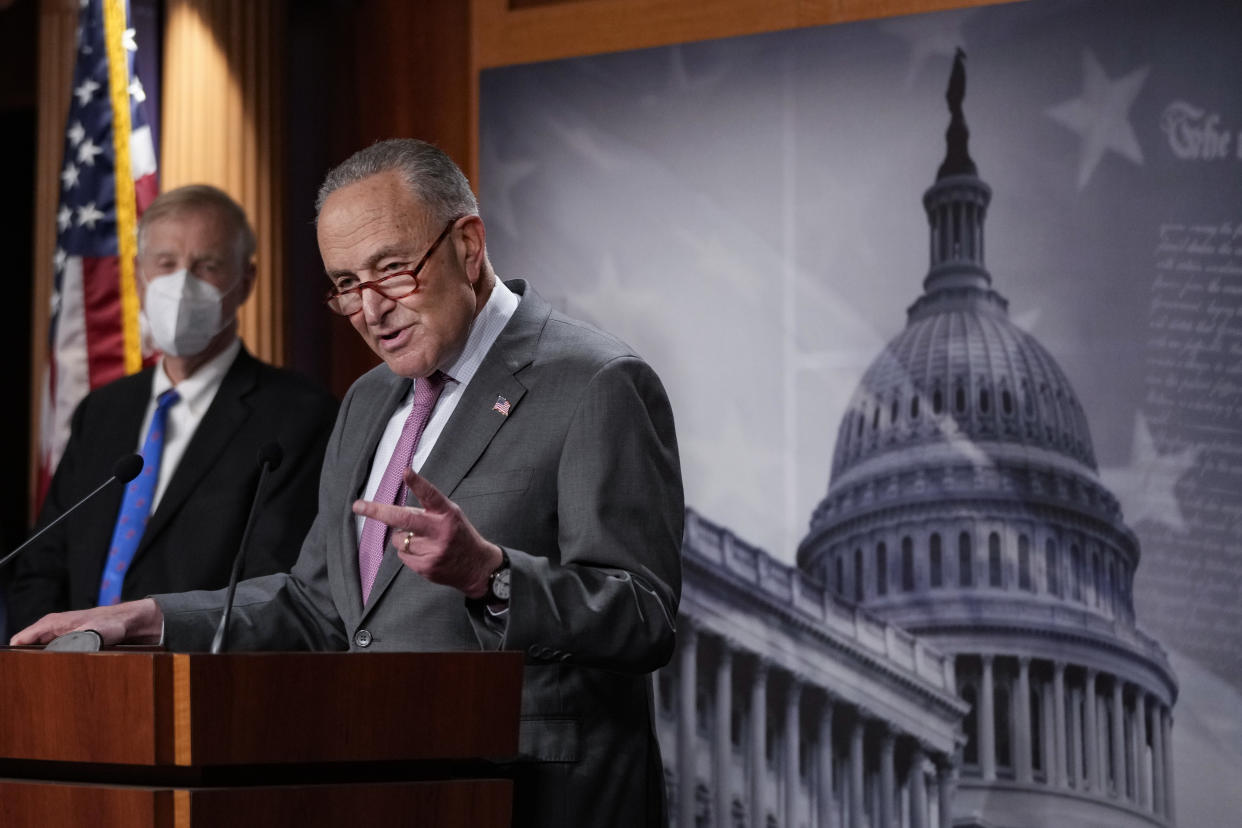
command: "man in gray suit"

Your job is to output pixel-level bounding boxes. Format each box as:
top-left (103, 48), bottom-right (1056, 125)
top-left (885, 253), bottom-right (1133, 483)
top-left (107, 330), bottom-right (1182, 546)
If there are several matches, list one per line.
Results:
top-left (13, 139), bottom-right (684, 828)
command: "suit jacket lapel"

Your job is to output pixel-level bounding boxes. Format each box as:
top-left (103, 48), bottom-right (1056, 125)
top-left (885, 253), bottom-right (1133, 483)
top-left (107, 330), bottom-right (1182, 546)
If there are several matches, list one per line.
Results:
top-left (362, 280), bottom-right (549, 617)
top-left (137, 349), bottom-right (257, 553)
top-left (82, 369), bottom-right (157, 592)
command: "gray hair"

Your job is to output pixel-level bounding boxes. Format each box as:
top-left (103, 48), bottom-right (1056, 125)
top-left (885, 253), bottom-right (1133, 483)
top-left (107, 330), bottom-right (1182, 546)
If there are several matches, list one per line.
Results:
top-left (137, 184), bottom-right (257, 265)
top-left (314, 138), bottom-right (479, 224)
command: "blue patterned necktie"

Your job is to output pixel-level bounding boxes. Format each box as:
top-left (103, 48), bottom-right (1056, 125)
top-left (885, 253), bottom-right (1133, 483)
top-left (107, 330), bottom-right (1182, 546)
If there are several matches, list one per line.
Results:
top-left (98, 387), bottom-right (180, 606)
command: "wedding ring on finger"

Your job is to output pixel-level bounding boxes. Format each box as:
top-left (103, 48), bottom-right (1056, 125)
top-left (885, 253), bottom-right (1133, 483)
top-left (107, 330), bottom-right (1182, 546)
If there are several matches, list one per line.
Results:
top-left (402, 531), bottom-right (414, 553)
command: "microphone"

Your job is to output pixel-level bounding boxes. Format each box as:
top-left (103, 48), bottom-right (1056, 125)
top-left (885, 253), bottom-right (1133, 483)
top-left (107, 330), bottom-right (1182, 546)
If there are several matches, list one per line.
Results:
top-left (0, 454), bottom-right (143, 569)
top-left (210, 441), bottom-right (283, 654)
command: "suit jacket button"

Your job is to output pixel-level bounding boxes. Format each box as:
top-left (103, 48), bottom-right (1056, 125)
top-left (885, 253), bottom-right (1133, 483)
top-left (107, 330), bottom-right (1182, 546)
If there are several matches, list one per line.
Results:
top-left (354, 629), bottom-right (373, 648)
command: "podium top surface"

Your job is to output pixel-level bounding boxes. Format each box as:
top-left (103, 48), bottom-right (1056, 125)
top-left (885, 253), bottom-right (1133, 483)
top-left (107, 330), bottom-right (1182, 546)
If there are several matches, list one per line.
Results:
top-left (0, 650), bottom-right (523, 768)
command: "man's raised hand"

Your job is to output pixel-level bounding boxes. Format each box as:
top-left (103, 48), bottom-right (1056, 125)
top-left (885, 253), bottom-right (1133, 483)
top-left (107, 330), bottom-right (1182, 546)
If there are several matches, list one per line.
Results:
top-left (351, 469), bottom-right (502, 599)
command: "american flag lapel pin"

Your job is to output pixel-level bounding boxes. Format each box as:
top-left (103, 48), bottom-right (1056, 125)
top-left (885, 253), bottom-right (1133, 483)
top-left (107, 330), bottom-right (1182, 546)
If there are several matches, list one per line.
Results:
top-left (492, 395), bottom-right (511, 416)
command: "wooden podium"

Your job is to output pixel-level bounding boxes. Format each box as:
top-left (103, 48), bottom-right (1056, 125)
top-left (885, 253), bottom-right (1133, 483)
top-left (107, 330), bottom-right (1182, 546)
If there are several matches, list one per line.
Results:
top-left (0, 649), bottom-right (523, 827)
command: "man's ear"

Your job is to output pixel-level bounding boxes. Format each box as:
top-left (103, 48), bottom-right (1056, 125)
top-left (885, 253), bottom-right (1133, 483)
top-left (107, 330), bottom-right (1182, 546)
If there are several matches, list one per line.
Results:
top-left (238, 259), bottom-right (258, 304)
top-left (455, 215), bottom-right (487, 284)
top-left (134, 259), bottom-right (149, 307)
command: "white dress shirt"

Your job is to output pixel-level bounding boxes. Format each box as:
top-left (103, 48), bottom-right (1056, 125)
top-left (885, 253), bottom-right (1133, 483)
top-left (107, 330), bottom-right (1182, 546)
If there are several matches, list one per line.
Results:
top-left (140, 338), bottom-right (241, 513)
top-left (355, 279), bottom-right (520, 540)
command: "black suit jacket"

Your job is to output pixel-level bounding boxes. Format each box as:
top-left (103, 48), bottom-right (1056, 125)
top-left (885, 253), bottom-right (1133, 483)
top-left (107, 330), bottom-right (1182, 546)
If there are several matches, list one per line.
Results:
top-left (6, 347), bottom-right (339, 632)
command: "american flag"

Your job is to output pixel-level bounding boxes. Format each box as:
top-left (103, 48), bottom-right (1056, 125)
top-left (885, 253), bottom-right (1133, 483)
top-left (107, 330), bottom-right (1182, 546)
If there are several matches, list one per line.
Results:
top-left (492, 396), bottom-right (511, 416)
top-left (41, 0), bottom-right (158, 503)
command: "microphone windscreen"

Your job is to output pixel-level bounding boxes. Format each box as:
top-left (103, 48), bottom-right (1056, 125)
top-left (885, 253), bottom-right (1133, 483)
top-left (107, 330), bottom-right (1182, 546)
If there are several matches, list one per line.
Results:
top-left (113, 453), bottom-right (144, 483)
top-left (257, 441), bottom-right (284, 472)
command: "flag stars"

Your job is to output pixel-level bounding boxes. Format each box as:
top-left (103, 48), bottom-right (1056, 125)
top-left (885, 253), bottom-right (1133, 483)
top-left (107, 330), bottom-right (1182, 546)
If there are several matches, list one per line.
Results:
top-left (129, 76), bottom-right (146, 103)
top-left (77, 202), bottom-right (106, 229)
top-left (122, 28), bottom-right (137, 52)
top-left (74, 77), bottom-right (100, 107)
top-left (77, 138), bottom-right (104, 166)
top-left (61, 162), bottom-right (81, 190)
top-left (53, 247), bottom-right (67, 273)
top-left (1046, 50), bottom-right (1150, 190)
top-left (67, 121), bottom-right (86, 146)
top-left (57, 206), bottom-right (73, 232)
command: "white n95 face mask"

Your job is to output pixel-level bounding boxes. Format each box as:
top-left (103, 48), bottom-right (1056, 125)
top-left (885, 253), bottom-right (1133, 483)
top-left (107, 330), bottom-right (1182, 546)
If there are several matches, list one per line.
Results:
top-left (141, 269), bottom-right (234, 357)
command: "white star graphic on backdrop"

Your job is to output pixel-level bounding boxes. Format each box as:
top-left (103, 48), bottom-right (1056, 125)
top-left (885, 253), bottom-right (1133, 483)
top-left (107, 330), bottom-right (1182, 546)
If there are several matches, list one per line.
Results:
top-left (570, 253), bottom-right (665, 341)
top-left (681, 407), bottom-right (782, 529)
top-left (77, 202), bottom-right (106, 229)
top-left (77, 138), bottom-right (103, 166)
top-left (61, 162), bottom-right (81, 190)
top-left (129, 77), bottom-right (146, 103)
top-left (122, 28), bottom-right (137, 51)
top-left (879, 10), bottom-right (973, 87)
top-left (53, 247), bottom-right (67, 273)
top-left (1046, 50), bottom-right (1149, 190)
top-left (57, 206), bottom-right (73, 232)
top-left (479, 140), bottom-right (535, 238)
top-left (546, 114), bottom-right (629, 173)
top-left (1012, 307), bottom-right (1041, 333)
top-left (666, 44), bottom-right (729, 95)
top-left (1100, 412), bottom-right (1198, 533)
top-left (67, 121), bottom-right (86, 146)
top-left (676, 227), bottom-right (763, 301)
top-left (74, 78), bottom-right (100, 107)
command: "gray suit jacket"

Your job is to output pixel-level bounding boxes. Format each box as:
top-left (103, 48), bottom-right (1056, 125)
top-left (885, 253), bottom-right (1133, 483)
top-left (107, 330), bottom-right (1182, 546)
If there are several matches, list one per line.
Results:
top-left (155, 281), bottom-right (683, 828)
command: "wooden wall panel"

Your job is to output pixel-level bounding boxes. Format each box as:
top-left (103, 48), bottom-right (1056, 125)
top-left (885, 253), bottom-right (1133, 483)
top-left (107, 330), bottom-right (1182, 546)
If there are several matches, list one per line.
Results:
top-left (471, 0), bottom-right (1011, 71)
top-left (317, 0), bottom-right (476, 396)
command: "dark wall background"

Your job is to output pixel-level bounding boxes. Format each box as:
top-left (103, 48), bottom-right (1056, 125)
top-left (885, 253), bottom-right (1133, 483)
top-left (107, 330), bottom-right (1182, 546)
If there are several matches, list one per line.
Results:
top-left (0, 0), bottom-right (38, 566)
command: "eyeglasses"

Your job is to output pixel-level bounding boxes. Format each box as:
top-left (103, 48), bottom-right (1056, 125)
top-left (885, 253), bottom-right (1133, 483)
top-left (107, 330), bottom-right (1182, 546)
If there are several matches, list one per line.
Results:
top-left (323, 217), bottom-right (459, 316)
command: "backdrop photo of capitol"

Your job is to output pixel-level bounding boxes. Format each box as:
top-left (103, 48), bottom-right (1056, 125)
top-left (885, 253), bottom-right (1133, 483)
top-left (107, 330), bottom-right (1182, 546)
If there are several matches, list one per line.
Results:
top-left (657, 51), bottom-right (1176, 828)
top-left (479, 0), bottom-right (1242, 825)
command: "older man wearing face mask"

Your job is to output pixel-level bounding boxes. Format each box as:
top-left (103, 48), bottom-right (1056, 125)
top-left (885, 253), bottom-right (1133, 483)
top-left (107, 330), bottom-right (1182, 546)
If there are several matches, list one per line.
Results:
top-left (5, 185), bottom-right (339, 632)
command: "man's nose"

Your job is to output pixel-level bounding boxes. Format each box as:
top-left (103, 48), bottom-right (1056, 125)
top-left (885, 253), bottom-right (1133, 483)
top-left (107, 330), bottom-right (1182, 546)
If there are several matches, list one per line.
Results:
top-left (360, 284), bottom-right (394, 324)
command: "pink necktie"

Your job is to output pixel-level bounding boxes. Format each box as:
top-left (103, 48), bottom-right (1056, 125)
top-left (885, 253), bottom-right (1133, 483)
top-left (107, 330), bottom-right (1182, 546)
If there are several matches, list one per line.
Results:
top-left (358, 371), bottom-right (448, 603)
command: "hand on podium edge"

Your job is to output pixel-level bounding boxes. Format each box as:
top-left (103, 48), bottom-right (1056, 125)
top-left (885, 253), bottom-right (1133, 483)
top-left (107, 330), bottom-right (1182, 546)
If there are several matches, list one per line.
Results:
top-left (9, 598), bottom-right (164, 647)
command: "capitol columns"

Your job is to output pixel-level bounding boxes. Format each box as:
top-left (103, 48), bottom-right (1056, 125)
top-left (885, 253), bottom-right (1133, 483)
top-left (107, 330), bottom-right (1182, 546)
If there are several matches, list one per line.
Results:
top-left (1136, 692), bottom-right (1149, 809)
top-left (1052, 660), bottom-right (1068, 788)
top-left (1084, 669), bottom-right (1099, 793)
top-left (1111, 679), bottom-right (1126, 798)
top-left (784, 677), bottom-right (802, 828)
top-left (909, 743), bottom-right (929, 828)
top-left (816, 694), bottom-right (836, 828)
top-left (715, 641), bottom-right (733, 828)
top-left (1040, 678), bottom-right (1056, 788)
top-left (1157, 710), bottom-right (1167, 819)
top-left (936, 754), bottom-right (957, 828)
top-left (979, 655), bottom-right (997, 781)
top-left (1015, 656), bottom-right (1033, 783)
top-left (879, 726), bottom-right (896, 828)
top-left (678, 618), bottom-right (698, 828)
top-left (750, 658), bottom-right (769, 828)
top-left (849, 714), bottom-right (865, 828)
top-left (1069, 681), bottom-right (1083, 786)
top-left (1150, 699), bottom-right (1166, 817)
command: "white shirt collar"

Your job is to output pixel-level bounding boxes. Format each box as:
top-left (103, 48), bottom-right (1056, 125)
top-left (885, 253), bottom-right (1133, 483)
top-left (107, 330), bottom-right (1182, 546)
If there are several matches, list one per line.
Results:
top-left (438, 278), bottom-right (519, 387)
top-left (151, 337), bottom-right (241, 415)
